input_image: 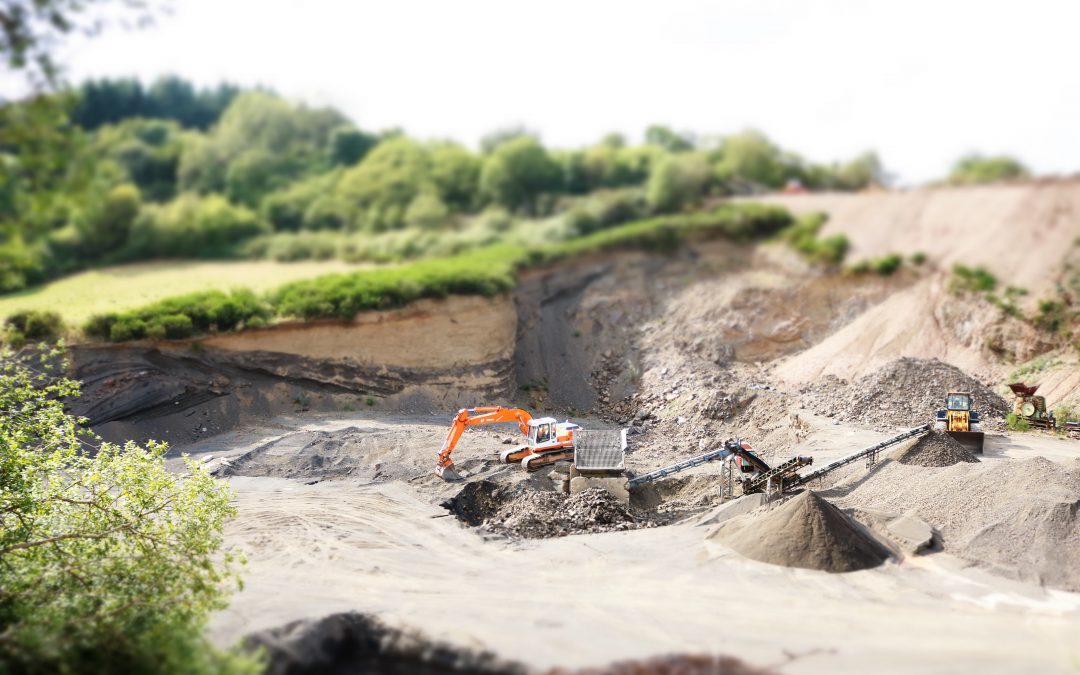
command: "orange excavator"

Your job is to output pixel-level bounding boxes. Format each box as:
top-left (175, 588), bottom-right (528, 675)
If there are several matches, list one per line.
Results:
top-left (435, 406), bottom-right (581, 480)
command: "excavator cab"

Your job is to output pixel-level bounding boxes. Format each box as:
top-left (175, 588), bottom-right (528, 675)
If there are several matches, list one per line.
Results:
top-left (528, 418), bottom-right (557, 447)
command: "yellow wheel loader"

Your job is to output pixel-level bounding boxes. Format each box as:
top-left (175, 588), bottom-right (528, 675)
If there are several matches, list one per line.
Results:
top-left (934, 392), bottom-right (985, 454)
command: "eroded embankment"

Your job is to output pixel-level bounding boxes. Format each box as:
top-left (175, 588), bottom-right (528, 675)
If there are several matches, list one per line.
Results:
top-left (72, 295), bottom-right (517, 445)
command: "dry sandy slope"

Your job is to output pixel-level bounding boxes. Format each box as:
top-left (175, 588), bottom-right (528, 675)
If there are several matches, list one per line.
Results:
top-left (760, 181), bottom-right (1080, 298)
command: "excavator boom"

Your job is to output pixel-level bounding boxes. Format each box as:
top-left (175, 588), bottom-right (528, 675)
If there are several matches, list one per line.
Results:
top-left (436, 406), bottom-right (534, 480)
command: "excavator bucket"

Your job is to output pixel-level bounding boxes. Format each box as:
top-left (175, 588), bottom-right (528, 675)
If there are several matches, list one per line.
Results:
top-left (947, 431), bottom-right (984, 455)
top-left (436, 462), bottom-right (464, 481)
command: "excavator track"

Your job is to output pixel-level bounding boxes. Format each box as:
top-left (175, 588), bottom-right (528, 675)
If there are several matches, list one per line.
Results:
top-left (499, 446), bottom-right (531, 464)
top-left (521, 449), bottom-right (575, 472)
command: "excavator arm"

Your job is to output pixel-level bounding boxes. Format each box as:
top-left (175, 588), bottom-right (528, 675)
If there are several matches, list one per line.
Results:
top-left (436, 406), bottom-right (533, 480)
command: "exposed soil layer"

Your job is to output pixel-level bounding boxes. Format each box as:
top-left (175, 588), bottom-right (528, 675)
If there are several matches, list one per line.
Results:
top-left (826, 457), bottom-right (1080, 591)
top-left (709, 490), bottom-right (891, 573)
top-left (799, 357), bottom-right (1009, 429)
top-left (895, 430), bottom-right (979, 467)
top-left (243, 612), bottom-right (526, 675)
top-left (443, 480), bottom-right (644, 538)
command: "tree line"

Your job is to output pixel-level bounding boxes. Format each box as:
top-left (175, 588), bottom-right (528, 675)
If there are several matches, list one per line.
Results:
top-left (3, 76), bottom-right (892, 294)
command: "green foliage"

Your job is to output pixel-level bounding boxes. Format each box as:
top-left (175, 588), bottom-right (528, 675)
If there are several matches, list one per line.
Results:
top-left (272, 247), bottom-right (521, 320)
top-left (327, 126), bottom-right (378, 166)
top-left (1052, 404), bottom-right (1076, 424)
top-left (644, 125), bottom-right (694, 152)
top-left (73, 76), bottom-right (242, 130)
top-left (90, 119), bottom-right (185, 201)
top-left (1006, 412), bottom-right (1031, 432)
top-left (428, 142), bottom-right (482, 210)
top-left (126, 193), bottom-right (269, 259)
top-left (404, 191), bottom-right (451, 229)
top-left (714, 129), bottom-right (793, 189)
top-left (479, 137), bottom-right (561, 214)
top-left (646, 154), bottom-right (712, 213)
top-left (3, 309), bottom-right (65, 345)
top-left (947, 154), bottom-right (1029, 185)
top-left (0, 346), bottom-right (257, 674)
top-left (1033, 298), bottom-right (1070, 333)
top-left (850, 253), bottom-right (902, 276)
top-left (951, 264), bottom-right (998, 294)
top-left (910, 251), bottom-right (927, 265)
top-left (84, 289), bottom-right (271, 342)
top-left (778, 212), bottom-right (849, 265)
top-left (337, 136), bottom-right (432, 230)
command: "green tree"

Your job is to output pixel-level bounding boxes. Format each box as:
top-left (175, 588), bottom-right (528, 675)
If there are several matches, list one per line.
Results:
top-left (947, 154), bottom-right (1030, 185)
top-left (647, 153), bottom-right (712, 212)
top-left (0, 346), bottom-right (256, 674)
top-left (479, 126), bottom-right (535, 154)
top-left (644, 125), bottom-right (694, 152)
top-left (428, 142), bottom-right (481, 210)
top-left (0, 1), bottom-right (157, 86)
top-left (327, 126), bottom-right (378, 167)
top-left (337, 136), bottom-right (431, 230)
top-left (479, 136), bottom-right (561, 214)
top-left (714, 129), bottom-right (791, 188)
top-left (404, 191), bottom-right (450, 229)
top-left (79, 182), bottom-right (142, 254)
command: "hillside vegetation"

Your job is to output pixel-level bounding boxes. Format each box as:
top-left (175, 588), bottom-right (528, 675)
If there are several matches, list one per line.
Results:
top-left (1, 77), bottom-right (884, 298)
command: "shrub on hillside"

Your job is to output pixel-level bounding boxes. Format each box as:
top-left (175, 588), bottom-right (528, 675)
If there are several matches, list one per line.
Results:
top-left (84, 290), bottom-right (271, 342)
top-left (950, 264), bottom-right (998, 294)
top-left (3, 310), bottom-right (65, 345)
top-left (778, 212), bottom-right (849, 265)
top-left (126, 193), bottom-right (270, 259)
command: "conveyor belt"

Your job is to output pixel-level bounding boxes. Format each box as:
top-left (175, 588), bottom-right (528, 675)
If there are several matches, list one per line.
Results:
top-left (627, 439), bottom-right (751, 488)
top-left (794, 424), bottom-right (930, 486)
top-left (743, 454), bottom-right (813, 493)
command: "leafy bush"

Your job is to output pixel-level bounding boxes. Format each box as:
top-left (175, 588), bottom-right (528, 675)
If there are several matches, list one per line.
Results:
top-left (947, 154), bottom-right (1029, 185)
top-left (4, 309), bottom-right (65, 343)
top-left (85, 289), bottom-right (271, 342)
top-left (778, 212), bottom-right (849, 265)
top-left (646, 154), bottom-right (712, 213)
top-left (245, 231), bottom-right (341, 262)
top-left (951, 264), bottom-right (998, 293)
top-left (126, 193), bottom-right (270, 259)
top-left (0, 347), bottom-right (257, 674)
top-left (479, 136), bottom-right (561, 214)
top-left (1006, 412), bottom-right (1031, 432)
top-left (910, 251), bottom-right (927, 265)
top-left (850, 253), bottom-right (902, 276)
top-left (272, 247), bottom-right (521, 320)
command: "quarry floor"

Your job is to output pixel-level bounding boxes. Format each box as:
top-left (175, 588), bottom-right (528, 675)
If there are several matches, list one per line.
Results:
top-left (179, 411), bottom-right (1080, 675)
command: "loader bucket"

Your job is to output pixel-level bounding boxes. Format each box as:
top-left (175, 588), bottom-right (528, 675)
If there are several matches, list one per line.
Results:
top-left (947, 431), bottom-right (985, 455)
top-left (436, 462), bottom-right (464, 481)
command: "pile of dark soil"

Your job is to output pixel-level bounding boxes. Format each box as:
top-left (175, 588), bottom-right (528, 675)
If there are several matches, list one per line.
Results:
top-left (710, 491), bottom-right (890, 573)
top-left (443, 481), bottom-right (644, 538)
top-left (895, 431), bottom-right (979, 467)
top-left (244, 612), bottom-right (525, 675)
top-left (800, 357), bottom-right (1008, 428)
top-left (549, 654), bottom-right (777, 675)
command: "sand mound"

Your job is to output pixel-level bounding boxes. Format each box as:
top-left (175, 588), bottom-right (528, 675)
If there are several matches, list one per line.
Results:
top-left (710, 491), bottom-right (890, 573)
top-left (833, 457), bottom-right (1080, 590)
top-left (895, 430), bottom-right (979, 467)
top-left (444, 482), bottom-right (643, 539)
top-left (801, 357), bottom-right (1008, 428)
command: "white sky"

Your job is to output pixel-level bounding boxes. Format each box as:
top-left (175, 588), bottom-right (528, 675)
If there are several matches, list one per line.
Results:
top-left (47, 0), bottom-right (1080, 183)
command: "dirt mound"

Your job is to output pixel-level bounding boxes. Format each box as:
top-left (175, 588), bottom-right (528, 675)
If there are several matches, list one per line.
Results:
top-left (801, 357), bottom-right (1008, 428)
top-left (895, 430), bottom-right (979, 467)
top-left (832, 457), bottom-right (1080, 590)
top-left (550, 654), bottom-right (776, 675)
top-left (243, 611), bottom-right (525, 675)
top-left (710, 491), bottom-right (890, 573)
top-left (444, 481), bottom-right (643, 538)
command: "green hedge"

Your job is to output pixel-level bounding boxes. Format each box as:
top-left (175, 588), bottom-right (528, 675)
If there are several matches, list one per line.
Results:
top-left (83, 290), bottom-right (271, 342)
top-left (84, 202), bottom-right (796, 340)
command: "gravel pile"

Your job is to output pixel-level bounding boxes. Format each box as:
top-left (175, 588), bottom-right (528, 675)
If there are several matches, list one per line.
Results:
top-left (800, 357), bottom-right (1009, 428)
top-left (443, 481), bottom-right (644, 539)
top-left (488, 488), bottom-right (642, 539)
top-left (710, 491), bottom-right (891, 573)
top-left (832, 457), bottom-right (1080, 591)
top-left (895, 431), bottom-right (980, 467)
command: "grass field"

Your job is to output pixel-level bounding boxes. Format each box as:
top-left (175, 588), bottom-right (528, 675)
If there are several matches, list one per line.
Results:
top-left (0, 260), bottom-right (366, 326)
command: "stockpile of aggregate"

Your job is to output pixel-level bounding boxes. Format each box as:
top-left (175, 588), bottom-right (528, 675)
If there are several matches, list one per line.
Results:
top-left (709, 491), bottom-right (891, 573)
top-left (832, 457), bottom-right (1080, 590)
top-left (443, 481), bottom-right (644, 538)
top-left (894, 430), bottom-right (980, 467)
top-left (801, 357), bottom-right (1008, 428)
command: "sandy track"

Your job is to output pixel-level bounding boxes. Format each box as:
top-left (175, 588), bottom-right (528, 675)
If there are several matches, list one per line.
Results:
top-left (212, 470), bottom-right (1080, 674)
